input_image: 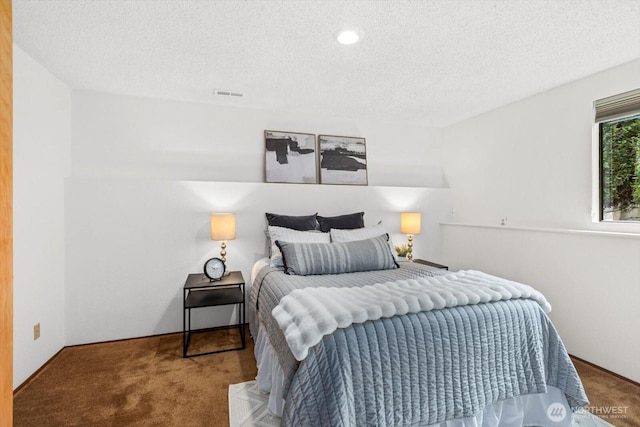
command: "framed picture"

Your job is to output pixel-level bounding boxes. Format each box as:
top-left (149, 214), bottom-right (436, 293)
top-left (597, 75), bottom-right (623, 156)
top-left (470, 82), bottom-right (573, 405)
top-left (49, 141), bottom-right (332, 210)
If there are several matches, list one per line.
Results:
top-left (318, 135), bottom-right (368, 185)
top-left (264, 130), bottom-right (317, 184)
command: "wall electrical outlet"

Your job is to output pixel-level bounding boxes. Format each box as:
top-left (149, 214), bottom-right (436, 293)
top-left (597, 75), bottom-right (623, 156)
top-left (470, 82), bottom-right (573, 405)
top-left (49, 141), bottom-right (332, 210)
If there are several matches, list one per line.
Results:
top-left (34, 323), bottom-right (41, 340)
top-left (500, 216), bottom-right (508, 226)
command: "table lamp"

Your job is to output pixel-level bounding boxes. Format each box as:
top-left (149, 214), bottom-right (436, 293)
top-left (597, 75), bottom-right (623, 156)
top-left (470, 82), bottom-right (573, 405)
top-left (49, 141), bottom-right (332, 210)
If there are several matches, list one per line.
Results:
top-left (400, 212), bottom-right (421, 261)
top-left (211, 213), bottom-right (236, 273)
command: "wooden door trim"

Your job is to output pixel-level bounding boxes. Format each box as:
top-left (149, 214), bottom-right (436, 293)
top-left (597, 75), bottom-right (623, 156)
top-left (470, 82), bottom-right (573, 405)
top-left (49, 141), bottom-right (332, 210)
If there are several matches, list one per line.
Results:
top-left (0, 0), bottom-right (13, 425)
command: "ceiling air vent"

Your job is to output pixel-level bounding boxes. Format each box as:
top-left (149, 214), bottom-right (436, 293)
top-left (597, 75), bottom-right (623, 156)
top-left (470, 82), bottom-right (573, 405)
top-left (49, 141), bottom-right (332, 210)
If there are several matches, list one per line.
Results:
top-left (214, 89), bottom-right (244, 97)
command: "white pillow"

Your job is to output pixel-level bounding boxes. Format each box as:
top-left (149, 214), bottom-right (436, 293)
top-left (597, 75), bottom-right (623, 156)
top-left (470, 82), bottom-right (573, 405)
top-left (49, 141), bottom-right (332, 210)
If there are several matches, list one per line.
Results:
top-left (268, 226), bottom-right (330, 268)
top-left (330, 222), bottom-right (398, 259)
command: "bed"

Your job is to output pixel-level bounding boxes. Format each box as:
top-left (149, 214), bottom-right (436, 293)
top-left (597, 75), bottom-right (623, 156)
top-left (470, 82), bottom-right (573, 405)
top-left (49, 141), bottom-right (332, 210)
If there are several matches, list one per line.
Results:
top-left (249, 216), bottom-right (588, 426)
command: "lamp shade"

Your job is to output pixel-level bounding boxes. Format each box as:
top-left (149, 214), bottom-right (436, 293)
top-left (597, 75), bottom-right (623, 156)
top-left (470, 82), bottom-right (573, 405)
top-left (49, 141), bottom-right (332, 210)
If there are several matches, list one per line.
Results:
top-left (400, 212), bottom-right (421, 235)
top-left (210, 213), bottom-right (236, 241)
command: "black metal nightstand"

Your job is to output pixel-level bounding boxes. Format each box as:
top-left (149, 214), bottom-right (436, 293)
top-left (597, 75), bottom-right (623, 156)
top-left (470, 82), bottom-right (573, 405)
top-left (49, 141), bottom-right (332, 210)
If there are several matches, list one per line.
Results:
top-left (182, 271), bottom-right (245, 358)
top-left (412, 259), bottom-right (449, 270)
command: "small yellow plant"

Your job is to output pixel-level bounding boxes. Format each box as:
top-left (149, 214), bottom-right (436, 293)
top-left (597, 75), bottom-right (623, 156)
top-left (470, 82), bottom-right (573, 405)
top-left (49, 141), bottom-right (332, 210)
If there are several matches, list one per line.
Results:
top-left (394, 244), bottom-right (410, 257)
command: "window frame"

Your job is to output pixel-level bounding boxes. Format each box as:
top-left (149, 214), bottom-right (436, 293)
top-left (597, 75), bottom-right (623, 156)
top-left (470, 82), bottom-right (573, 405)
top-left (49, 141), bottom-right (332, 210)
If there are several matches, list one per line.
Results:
top-left (594, 89), bottom-right (640, 224)
top-left (598, 122), bottom-right (605, 222)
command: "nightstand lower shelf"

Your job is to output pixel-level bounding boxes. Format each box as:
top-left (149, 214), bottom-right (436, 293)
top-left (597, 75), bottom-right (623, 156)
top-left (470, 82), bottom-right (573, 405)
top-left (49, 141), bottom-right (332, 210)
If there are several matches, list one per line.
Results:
top-left (182, 324), bottom-right (245, 358)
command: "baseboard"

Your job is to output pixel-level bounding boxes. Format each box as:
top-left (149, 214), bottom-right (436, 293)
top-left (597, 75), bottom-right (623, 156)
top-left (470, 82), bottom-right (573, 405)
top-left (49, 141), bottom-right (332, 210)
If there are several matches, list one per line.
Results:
top-left (570, 354), bottom-right (639, 388)
top-left (13, 347), bottom-right (64, 395)
top-left (65, 323), bottom-right (249, 349)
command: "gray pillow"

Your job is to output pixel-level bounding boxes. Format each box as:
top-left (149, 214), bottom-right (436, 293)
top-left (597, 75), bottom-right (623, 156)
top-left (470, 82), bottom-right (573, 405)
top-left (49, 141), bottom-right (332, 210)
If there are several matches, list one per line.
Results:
top-left (276, 234), bottom-right (398, 276)
top-left (268, 226), bottom-right (330, 268)
top-left (317, 212), bottom-right (364, 232)
top-left (265, 212), bottom-right (318, 231)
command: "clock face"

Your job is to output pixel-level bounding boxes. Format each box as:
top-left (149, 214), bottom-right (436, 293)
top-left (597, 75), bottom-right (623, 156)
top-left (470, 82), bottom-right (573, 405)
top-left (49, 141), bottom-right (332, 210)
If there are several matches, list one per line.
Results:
top-left (204, 257), bottom-right (225, 280)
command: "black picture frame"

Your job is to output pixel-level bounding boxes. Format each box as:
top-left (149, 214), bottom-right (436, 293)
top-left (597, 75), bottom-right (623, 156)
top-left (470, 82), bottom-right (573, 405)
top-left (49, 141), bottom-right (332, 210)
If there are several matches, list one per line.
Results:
top-left (264, 130), bottom-right (317, 184)
top-left (318, 135), bottom-right (368, 185)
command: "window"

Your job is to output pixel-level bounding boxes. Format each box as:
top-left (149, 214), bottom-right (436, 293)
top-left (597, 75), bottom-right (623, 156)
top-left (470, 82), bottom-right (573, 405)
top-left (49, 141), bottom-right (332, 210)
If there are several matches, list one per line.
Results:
top-left (596, 89), bottom-right (640, 222)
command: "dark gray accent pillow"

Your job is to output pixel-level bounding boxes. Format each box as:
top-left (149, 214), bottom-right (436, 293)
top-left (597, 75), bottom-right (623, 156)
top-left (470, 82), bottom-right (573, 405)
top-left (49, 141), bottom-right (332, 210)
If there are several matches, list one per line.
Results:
top-left (276, 234), bottom-right (398, 276)
top-left (317, 212), bottom-right (365, 232)
top-left (265, 212), bottom-right (319, 231)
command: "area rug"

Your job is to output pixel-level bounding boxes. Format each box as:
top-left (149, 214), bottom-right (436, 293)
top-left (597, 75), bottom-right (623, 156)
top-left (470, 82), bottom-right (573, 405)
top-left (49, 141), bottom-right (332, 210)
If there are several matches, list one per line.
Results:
top-left (229, 381), bottom-right (613, 427)
top-left (228, 381), bottom-right (280, 427)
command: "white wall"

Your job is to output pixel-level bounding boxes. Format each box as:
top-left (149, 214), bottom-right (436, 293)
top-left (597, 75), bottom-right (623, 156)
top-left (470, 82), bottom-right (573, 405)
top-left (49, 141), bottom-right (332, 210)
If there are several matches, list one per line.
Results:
top-left (71, 91), bottom-right (446, 187)
top-left (442, 59), bottom-right (640, 232)
top-left (441, 59), bottom-right (640, 382)
top-left (65, 179), bottom-right (450, 344)
top-left (66, 91), bottom-right (449, 345)
top-left (13, 45), bottom-right (71, 388)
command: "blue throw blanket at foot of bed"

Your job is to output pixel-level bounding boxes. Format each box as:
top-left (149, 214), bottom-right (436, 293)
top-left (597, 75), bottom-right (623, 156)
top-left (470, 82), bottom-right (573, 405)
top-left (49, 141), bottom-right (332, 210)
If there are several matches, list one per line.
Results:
top-left (282, 299), bottom-right (588, 426)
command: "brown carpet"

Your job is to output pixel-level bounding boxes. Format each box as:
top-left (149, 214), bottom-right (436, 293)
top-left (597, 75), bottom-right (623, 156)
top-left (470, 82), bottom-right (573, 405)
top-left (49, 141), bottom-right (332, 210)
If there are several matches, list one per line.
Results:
top-left (14, 327), bottom-right (256, 427)
top-left (14, 328), bottom-right (640, 426)
top-left (572, 358), bottom-right (640, 427)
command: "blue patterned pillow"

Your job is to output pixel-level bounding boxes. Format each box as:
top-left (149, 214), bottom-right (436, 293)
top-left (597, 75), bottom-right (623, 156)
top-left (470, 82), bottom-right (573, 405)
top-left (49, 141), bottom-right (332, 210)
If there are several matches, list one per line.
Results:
top-left (276, 234), bottom-right (398, 276)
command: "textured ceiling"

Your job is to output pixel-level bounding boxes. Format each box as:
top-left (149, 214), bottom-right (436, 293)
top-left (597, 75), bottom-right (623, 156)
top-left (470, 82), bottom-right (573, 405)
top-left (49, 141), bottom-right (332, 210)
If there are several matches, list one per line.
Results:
top-left (13, 0), bottom-right (640, 127)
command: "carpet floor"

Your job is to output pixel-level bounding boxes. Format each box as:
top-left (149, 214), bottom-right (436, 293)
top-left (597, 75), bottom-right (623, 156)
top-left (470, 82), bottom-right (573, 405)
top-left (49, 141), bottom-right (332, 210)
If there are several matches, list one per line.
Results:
top-left (14, 328), bottom-right (639, 426)
top-left (14, 327), bottom-right (257, 426)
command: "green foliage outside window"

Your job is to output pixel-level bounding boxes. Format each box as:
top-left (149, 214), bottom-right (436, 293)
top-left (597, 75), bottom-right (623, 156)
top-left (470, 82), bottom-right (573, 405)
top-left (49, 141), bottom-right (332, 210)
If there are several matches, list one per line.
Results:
top-left (601, 115), bottom-right (640, 220)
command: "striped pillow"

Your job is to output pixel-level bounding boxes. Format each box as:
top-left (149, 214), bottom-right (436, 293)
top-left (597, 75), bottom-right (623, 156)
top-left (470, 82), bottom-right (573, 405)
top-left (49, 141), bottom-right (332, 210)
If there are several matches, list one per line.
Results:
top-left (268, 226), bottom-right (330, 268)
top-left (276, 234), bottom-right (398, 276)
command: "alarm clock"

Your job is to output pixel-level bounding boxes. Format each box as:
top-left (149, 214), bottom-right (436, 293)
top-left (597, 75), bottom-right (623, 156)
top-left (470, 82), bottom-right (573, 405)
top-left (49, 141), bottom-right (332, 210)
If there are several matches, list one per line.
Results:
top-left (203, 257), bottom-right (225, 281)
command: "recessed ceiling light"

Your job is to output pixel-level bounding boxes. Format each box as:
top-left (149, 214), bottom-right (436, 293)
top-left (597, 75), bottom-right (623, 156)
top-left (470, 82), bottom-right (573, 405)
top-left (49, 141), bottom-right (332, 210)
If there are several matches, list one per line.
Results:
top-left (336, 29), bottom-right (361, 45)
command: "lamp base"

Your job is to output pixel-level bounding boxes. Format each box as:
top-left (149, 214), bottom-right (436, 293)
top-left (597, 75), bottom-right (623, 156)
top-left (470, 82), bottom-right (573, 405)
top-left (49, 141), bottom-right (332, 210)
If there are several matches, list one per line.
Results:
top-left (220, 241), bottom-right (227, 263)
top-left (406, 234), bottom-right (414, 261)
top-left (219, 241), bottom-right (231, 276)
